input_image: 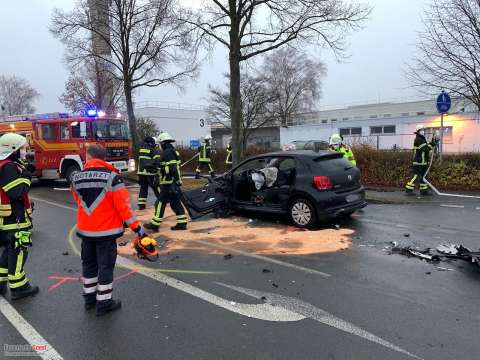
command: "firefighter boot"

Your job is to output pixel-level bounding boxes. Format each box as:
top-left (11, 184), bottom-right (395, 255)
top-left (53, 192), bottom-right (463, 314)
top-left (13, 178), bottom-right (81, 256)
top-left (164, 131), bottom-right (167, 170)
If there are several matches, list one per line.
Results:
top-left (144, 223), bottom-right (159, 232)
top-left (170, 223), bottom-right (187, 231)
top-left (10, 284), bottom-right (39, 301)
top-left (0, 282), bottom-right (6, 296)
top-left (405, 189), bottom-right (415, 196)
top-left (420, 189), bottom-right (433, 196)
top-left (96, 299), bottom-right (122, 317)
top-left (138, 204), bottom-right (146, 210)
top-left (84, 294), bottom-right (96, 310)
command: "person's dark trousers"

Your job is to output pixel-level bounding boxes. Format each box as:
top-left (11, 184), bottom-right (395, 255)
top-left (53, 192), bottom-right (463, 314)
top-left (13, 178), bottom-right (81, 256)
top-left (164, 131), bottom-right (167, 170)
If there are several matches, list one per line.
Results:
top-left (406, 165), bottom-right (428, 192)
top-left (138, 175), bottom-right (160, 208)
top-left (81, 238), bottom-right (117, 309)
top-left (0, 231), bottom-right (30, 293)
top-left (151, 185), bottom-right (187, 226)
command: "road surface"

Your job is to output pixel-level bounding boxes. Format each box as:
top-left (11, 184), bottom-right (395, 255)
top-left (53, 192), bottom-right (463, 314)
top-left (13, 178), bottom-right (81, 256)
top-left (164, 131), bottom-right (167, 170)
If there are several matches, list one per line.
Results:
top-left (1, 183), bottom-right (479, 360)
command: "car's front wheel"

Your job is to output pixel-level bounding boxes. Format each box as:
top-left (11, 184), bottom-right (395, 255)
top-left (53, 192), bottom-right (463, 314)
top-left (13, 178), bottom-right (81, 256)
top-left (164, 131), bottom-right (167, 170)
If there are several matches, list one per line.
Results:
top-left (289, 198), bottom-right (317, 228)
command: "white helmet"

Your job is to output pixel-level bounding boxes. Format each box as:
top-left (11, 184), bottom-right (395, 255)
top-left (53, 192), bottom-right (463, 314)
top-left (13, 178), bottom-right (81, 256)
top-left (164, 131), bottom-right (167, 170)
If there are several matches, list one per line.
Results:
top-left (0, 133), bottom-right (27, 160)
top-left (329, 133), bottom-right (342, 146)
top-left (204, 135), bottom-right (212, 141)
top-left (157, 132), bottom-right (175, 143)
top-left (416, 124), bottom-right (425, 132)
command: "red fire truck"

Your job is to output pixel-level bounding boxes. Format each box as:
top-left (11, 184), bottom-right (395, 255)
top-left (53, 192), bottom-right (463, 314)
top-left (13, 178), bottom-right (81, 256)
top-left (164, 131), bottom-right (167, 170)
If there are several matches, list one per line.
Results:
top-left (0, 111), bottom-right (135, 181)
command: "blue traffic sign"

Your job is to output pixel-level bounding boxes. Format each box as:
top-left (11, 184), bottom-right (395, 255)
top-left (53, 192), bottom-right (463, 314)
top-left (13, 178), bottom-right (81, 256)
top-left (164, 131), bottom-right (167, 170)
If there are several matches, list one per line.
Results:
top-left (190, 139), bottom-right (200, 148)
top-left (436, 91), bottom-right (451, 113)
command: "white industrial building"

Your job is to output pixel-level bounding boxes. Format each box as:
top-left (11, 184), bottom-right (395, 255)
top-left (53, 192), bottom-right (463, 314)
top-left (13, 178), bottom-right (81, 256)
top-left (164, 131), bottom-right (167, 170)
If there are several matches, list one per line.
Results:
top-left (135, 101), bottom-right (211, 147)
top-left (281, 99), bottom-right (480, 153)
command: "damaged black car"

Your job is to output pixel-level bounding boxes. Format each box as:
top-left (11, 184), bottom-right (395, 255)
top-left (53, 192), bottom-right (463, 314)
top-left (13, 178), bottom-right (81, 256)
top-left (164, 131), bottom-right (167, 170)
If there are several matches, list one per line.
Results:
top-left (182, 150), bottom-right (367, 228)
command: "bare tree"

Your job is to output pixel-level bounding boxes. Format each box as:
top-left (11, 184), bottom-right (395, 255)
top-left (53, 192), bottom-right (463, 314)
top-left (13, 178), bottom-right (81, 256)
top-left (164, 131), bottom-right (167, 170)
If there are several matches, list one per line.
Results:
top-left (51, 0), bottom-right (199, 148)
top-left (188, 0), bottom-right (370, 164)
top-left (261, 47), bottom-right (326, 126)
top-left (0, 75), bottom-right (40, 116)
top-left (59, 59), bottom-right (125, 114)
top-left (207, 74), bottom-right (276, 154)
top-left (408, 0), bottom-right (480, 110)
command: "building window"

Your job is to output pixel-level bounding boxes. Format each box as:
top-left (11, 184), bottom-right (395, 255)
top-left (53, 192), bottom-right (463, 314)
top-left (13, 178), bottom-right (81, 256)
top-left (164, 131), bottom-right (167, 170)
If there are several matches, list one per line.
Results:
top-left (369, 115), bottom-right (378, 119)
top-left (417, 112), bottom-right (426, 115)
top-left (342, 117), bottom-right (349, 121)
top-left (331, 118), bottom-right (337, 122)
top-left (370, 125), bottom-right (396, 135)
top-left (425, 126), bottom-right (453, 143)
top-left (340, 127), bottom-right (362, 136)
top-left (321, 119), bottom-right (328, 124)
top-left (383, 114), bottom-right (392, 118)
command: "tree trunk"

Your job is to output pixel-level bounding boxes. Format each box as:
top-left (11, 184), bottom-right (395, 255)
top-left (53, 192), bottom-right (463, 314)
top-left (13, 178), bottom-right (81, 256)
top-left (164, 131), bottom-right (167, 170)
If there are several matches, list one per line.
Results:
top-left (124, 83), bottom-right (138, 154)
top-left (229, 15), bottom-right (243, 164)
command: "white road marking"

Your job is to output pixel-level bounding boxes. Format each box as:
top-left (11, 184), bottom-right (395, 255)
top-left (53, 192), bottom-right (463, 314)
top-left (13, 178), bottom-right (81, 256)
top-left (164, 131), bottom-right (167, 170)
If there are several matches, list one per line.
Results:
top-left (475, 207), bottom-right (480, 211)
top-left (189, 238), bottom-right (331, 278)
top-left (360, 218), bottom-right (458, 235)
top-left (439, 204), bottom-right (465, 209)
top-left (0, 297), bottom-right (64, 360)
top-left (32, 197), bottom-right (331, 277)
top-left (218, 283), bottom-right (423, 360)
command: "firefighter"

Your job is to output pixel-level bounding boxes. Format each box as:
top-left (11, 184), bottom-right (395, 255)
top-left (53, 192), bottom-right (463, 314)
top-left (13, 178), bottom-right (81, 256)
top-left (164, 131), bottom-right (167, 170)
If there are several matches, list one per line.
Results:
top-left (405, 124), bottom-right (438, 196)
top-left (144, 133), bottom-right (188, 231)
top-left (137, 136), bottom-right (160, 210)
top-left (71, 144), bottom-right (144, 316)
top-left (225, 143), bottom-right (233, 169)
top-left (195, 135), bottom-right (214, 178)
top-left (0, 133), bottom-right (38, 300)
top-left (329, 134), bottom-right (357, 166)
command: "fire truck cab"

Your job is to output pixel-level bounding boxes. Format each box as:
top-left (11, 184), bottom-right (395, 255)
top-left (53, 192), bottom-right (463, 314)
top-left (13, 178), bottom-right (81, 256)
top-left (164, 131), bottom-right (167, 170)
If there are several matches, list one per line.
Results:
top-left (0, 112), bottom-right (135, 181)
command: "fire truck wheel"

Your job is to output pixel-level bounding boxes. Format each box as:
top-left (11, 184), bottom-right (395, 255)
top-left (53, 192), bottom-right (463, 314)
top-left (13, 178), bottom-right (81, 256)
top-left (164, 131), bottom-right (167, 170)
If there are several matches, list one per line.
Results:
top-left (65, 164), bottom-right (80, 184)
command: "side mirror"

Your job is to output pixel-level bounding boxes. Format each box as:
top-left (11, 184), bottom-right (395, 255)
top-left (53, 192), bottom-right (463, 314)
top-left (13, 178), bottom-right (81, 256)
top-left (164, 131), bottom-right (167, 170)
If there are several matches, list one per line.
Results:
top-left (80, 122), bottom-right (87, 137)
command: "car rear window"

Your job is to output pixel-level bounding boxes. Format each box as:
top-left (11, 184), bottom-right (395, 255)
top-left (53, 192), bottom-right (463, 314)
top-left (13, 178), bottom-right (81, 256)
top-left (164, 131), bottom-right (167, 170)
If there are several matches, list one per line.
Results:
top-left (311, 155), bottom-right (354, 173)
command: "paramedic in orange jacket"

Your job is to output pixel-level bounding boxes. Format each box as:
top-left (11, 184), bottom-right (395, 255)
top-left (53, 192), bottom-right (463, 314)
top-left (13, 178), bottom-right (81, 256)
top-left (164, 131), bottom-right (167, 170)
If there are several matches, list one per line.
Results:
top-left (71, 144), bottom-right (144, 316)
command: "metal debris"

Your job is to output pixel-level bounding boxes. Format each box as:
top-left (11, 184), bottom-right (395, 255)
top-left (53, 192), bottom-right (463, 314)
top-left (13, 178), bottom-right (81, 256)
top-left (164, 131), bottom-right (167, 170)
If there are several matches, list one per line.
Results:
top-left (61, 251), bottom-right (69, 256)
top-left (391, 246), bottom-right (440, 262)
top-left (262, 268), bottom-right (272, 273)
top-left (224, 254), bottom-right (233, 260)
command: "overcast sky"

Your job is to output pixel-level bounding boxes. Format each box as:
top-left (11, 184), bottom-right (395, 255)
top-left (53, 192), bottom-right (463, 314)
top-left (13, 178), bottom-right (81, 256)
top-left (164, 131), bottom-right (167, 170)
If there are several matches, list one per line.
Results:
top-left (0, 0), bottom-right (429, 113)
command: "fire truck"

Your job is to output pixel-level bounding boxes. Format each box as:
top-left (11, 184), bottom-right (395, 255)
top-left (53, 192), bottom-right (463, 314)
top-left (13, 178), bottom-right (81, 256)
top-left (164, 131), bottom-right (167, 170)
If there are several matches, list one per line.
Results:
top-left (0, 111), bottom-right (135, 181)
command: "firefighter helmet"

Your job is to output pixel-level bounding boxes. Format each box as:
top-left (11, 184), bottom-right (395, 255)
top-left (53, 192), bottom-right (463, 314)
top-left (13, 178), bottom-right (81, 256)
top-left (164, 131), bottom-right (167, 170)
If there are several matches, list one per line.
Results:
top-left (204, 135), bottom-right (212, 141)
top-left (143, 136), bottom-right (156, 146)
top-left (132, 236), bottom-right (159, 261)
top-left (0, 133), bottom-right (27, 160)
top-left (329, 133), bottom-right (342, 146)
top-left (415, 124), bottom-right (425, 133)
top-left (157, 132), bottom-right (175, 144)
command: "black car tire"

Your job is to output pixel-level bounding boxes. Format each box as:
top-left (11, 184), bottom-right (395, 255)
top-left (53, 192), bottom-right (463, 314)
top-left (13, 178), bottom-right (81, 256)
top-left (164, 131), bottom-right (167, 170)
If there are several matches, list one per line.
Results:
top-left (65, 165), bottom-right (80, 184)
top-left (289, 198), bottom-right (317, 228)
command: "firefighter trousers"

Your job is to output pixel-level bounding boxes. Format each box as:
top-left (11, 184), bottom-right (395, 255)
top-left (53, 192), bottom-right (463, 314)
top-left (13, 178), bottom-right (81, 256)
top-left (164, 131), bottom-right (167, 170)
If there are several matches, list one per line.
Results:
top-left (196, 161), bottom-right (214, 175)
top-left (0, 231), bottom-right (30, 292)
top-left (138, 175), bottom-right (160, 206)
top-left (406, 165), bottom-right (429, 191)
top-left (81, 238), bottom-right (117, 306)
top-left (151, 185), bottom-right (187, 226)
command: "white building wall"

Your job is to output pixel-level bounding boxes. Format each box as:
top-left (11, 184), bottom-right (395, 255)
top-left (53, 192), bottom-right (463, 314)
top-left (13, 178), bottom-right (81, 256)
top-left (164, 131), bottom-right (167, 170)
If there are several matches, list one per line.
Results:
top-left (281, 112), bottom-right (480, 152)
top-left (135, 105), bottom-right (211, 147)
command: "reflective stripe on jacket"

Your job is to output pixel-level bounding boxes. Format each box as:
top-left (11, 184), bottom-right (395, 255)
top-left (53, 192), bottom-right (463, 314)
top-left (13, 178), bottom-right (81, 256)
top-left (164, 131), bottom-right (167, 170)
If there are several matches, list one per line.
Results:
top-left (338, 146), bottom-right (357, 166)
top-left (137, 146), bottom-right (159, 175)
top-left (199, 143), bottom-right (211, 162)
top-left (71, 159), bottom-right (140, 239)
top-left (0, 159), bottom-right (32, 230)
top-left (226, 145), bottom-right (232, 165)
top-left (412, 133), bottom-right (432, 166)
top-left (159, 145), bottom-right (182, 185)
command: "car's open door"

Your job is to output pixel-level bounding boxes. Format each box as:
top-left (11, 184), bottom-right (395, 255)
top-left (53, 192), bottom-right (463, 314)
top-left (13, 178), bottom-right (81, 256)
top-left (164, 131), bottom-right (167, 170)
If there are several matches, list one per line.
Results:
top-left (181, 176), bottom-right (231, 219)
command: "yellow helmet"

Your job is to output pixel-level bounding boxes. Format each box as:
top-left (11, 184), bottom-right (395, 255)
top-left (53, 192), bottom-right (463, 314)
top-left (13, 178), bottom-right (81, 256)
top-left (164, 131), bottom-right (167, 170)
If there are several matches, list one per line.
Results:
top-left (157, 132), bottom-right (175, 143)
top-left (0, 133), bottom-right (27, 160)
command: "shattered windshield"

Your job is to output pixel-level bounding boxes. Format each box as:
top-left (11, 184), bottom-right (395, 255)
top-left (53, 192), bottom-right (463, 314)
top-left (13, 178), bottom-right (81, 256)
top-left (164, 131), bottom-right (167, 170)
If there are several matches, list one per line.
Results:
top-left (94, 119), bottom-right (130, 140)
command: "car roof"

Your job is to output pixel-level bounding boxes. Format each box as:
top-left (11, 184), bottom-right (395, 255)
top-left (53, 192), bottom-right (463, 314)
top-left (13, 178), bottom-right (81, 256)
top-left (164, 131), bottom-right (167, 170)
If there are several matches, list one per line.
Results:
top-left (251, 150), bottom-right (341, 159)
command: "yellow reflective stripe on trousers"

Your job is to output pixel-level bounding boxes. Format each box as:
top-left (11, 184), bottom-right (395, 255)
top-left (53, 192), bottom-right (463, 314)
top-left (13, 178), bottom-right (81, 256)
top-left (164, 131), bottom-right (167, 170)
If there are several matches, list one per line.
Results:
top-left (0, 267), bottom-right (7, 274)
top-left (3, 178), bottom-right (31, 192)
top-left (15, 250), bottom-right (24, 276)
top-left (9, 271), bottom-right (25, 281)
top-left (9, 277), bottom-right (28, 289)
top-left (139, 149), bottom-right (151, 153)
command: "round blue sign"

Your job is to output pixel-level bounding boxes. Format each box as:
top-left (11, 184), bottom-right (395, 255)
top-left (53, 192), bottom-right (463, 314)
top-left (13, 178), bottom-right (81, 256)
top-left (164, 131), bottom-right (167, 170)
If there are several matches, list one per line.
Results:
top-left (436, 91), bottom-right (451, 113)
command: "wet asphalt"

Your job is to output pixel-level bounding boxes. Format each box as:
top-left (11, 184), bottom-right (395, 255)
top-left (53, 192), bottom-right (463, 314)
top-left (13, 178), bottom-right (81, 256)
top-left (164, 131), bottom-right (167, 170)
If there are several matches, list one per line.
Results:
top-left (1, 182), bottom-right (479, 360)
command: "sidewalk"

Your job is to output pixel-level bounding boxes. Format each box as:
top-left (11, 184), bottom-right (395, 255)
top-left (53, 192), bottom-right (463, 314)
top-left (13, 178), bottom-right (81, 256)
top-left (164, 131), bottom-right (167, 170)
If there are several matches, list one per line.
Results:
top-left (365, 187), bottom-right (480, 205)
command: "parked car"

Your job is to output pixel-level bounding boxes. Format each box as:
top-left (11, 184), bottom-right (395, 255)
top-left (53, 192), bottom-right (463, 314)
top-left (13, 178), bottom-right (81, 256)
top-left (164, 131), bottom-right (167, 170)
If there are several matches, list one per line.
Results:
top-left (283, 140), bottom-right (330, 152)
top-left (182, 150), bottom-right (366, 228)
top-left (282, 140), bottom-right (308, 151)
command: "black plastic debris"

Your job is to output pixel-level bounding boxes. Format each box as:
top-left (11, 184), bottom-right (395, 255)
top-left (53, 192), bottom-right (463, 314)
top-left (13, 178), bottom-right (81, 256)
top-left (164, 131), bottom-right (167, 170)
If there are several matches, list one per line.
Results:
top-left (391, 246), bottom-right (441, 262)
top-left (62, 251), bottom-right (69, 256)
top-left (224, 254), bottom-right (233, 260)
top-left (436, 244), bottom-right (480, 267)
top-left (261, 296), bottom-right (267, 301)
top-left (262, 268), bottom-right (272, 273)
top-left (403, 233), bottom-right (410, 238)
top-left (272, 283), bottom-right (279, 288)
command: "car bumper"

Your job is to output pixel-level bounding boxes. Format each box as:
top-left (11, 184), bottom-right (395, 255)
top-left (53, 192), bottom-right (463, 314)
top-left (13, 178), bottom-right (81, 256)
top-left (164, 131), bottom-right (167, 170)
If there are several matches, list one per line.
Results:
top-left (315, 188), bottom-right (367, 220)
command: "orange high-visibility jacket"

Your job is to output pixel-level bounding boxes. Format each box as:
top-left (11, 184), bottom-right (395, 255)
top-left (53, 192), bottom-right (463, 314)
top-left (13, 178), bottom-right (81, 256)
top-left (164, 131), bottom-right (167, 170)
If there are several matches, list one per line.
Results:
top-left (71, 159), bottom-right (140, 239)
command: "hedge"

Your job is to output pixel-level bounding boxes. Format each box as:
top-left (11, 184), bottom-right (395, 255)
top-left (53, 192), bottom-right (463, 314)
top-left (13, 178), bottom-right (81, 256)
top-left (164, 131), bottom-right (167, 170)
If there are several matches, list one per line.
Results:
top-left (172, 146), bottom-right (480, 192)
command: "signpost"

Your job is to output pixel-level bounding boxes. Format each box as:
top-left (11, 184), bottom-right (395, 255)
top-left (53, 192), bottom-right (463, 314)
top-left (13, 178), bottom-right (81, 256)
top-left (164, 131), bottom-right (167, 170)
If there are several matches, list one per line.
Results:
top-left (436, 90), bottom-right (451, 159)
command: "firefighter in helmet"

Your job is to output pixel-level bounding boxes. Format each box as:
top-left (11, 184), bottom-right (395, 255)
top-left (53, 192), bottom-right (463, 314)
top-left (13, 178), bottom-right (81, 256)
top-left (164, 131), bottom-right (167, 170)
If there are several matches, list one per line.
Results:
top-left (195, 135), bottom-right (214, 178)
top-left (0, 133), bottom-right (38, 300)
top-left (225, 142), bottom-right (233, 169)
top-left (329, 134), bottom-right (357, 166)
top-left (145, 133), bottom-right (188, 231)
top-left (137, 136), bottom-right (160, 210)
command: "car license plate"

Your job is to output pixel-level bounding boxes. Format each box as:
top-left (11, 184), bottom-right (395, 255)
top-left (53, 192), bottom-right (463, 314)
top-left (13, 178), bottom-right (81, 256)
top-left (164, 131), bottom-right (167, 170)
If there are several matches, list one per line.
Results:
top-left (109, 161), bottom-right (127, 170)
top-left (346, 193), bottom-right (361, 203)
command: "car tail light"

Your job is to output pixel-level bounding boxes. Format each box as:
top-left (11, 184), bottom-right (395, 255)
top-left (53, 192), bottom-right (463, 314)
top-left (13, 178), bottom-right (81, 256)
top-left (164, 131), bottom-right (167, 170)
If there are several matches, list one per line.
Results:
top-left (313, 176), bottom-right (333, 191)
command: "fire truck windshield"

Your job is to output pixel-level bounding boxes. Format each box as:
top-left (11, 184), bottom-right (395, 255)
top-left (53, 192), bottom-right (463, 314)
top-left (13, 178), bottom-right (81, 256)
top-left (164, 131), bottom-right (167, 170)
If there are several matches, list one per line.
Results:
top-left (93, 119), bottom-right (129, 140)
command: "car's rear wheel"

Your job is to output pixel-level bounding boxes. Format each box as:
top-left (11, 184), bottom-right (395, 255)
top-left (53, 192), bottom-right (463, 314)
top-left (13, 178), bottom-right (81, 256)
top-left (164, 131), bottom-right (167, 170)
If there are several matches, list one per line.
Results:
top-left (289, 198), bottom-right (317, 228)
